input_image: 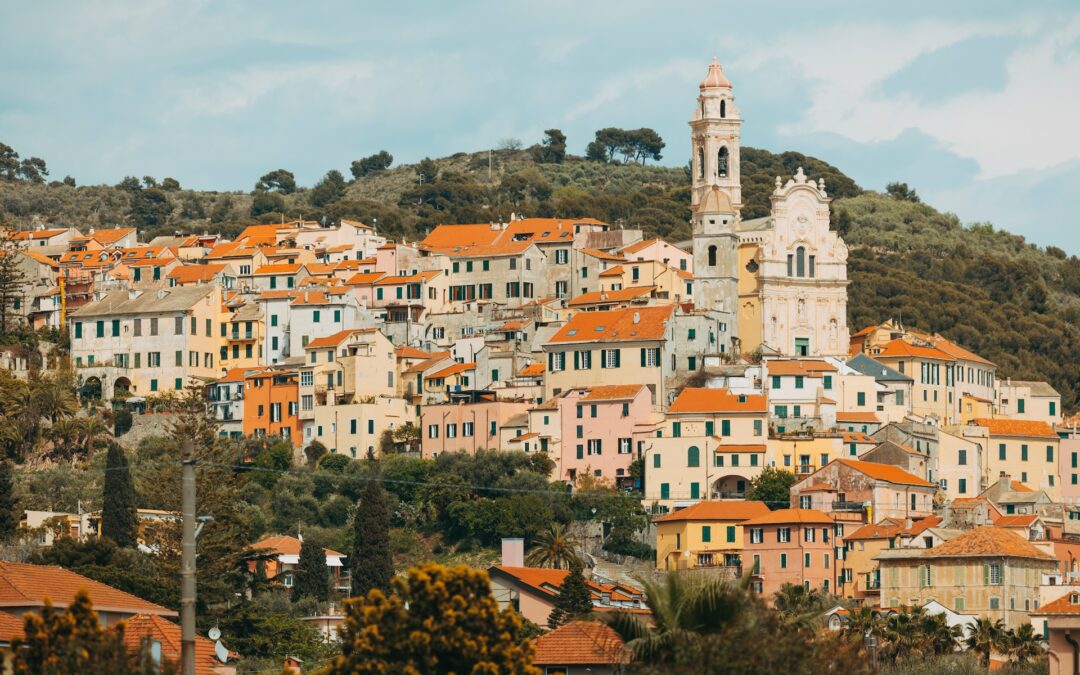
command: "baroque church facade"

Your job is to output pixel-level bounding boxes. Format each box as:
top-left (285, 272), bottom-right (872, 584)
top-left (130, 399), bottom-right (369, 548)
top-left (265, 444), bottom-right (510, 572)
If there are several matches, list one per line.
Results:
top-left (690, 58), bottom-right (849, 358)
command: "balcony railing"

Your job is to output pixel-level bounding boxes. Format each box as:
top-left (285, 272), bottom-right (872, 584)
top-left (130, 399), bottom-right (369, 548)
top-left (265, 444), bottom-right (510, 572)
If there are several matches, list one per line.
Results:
top-left (716, 491), bottom-right (745, 500)
top-left (832, 501), bottom-right (866, 512)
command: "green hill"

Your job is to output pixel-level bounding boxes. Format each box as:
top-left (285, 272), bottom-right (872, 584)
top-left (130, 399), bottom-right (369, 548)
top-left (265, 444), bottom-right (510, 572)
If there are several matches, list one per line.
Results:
top-left (1, 147), bottom-right (1076, 410)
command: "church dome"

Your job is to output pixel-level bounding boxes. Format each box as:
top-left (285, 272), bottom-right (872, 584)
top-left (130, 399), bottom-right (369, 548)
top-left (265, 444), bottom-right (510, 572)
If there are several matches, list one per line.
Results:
top-left (698, 185), bottom-right (733, 213)
top-left (699, 57), bottom-right (732, 89)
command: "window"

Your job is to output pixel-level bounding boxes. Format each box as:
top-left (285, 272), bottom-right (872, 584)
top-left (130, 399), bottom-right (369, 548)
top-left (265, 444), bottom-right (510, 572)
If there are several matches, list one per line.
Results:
top-left (823, 375), bottom-right (832, 390)
top-left (574, 350), bottom-right (592, 369)
top-left (804, 527), bottom-right (815, 542)
top-left (688, 356), bottom-right (697, 370)
top-left (750, 528), bottom-right (763, 544)
top-left (1048, 445), bottom-right (1055, 462)
top-left (1018, 398), bottom-right (1025, 413)
top-left (804, 553), bottom-right (811, 568)
top-left (549, 352), bottom-right (566, 372)
top-left (778, 527), bottom-right (791, 543)
top-left (690, 483), bottom-right (700, 499)
top-left (587, 439), bottom-right (601, 456)
top-left (590, 404), bottom-right (597, 418)
top-left (640, 348), bottom-right (659, 367)
top-left (702, 526), bottom-right (711, 543)
top-left (795, 376), bottom-right (804, 389)
top-left (95, 320), bottom-right (104, 338)
top-left (987, 562), bottom-right (1002, 585)
top-left (958, 449), bottom-right (967, 465)
top-left (795, 247), bottom-right (805, 277)
top-left (428, 424), bottom-right (439, 439)
top-left (653, 453), bottom-right (661, 468)
top-left (919, 564), bottom-right (932, 587)
top-left (959, 478), bottom-right (967, 494)
top-left (618, 438), bottom-right (632, 454)
top-left (717, 146), bottom-right (728, 176)
top-left (602, 349), bottom-right (620, 369)
top-left (780, 553), bottom-right (788, 569)
top-left (687, 446), bottom-right (699, 467)
top-left (446, 424), bottom-right (457, 438)
top-left (753, 419), bottom-right (763, 437)
top-left (688, 328), bottom-right (696, 340)
top-left (660, 483), bottom-right (670, 500)
top-left (555, 249), bottom-right (568, 264)
top-left (857, 392), bottom-right (866, 407)
top-left (708, 245), bottom-right (717, 267)
top-left (1051, 401), bottom-right (1057, 416)
top-left (771, 375), bottom-right (781, 389)
top-left (1022, 444), bottom-right (1029, 461)
top-left (799, 495), bottom-right (811, 509)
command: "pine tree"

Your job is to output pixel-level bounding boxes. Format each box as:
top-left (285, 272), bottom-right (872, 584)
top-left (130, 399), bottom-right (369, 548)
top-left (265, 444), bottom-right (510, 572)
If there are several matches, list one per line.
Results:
top-left (0, 241), bottom-right (27, 337)
top-left (293, 537), bottom-right (329, 602)
top-left (100, 443), bottom-right (138, 548)
top-left (351, 479), bottom-right (392, 597)
top-left (547, 564), bottom-right (594, 629)
top-left (0, 460), bottom-right (18, 540)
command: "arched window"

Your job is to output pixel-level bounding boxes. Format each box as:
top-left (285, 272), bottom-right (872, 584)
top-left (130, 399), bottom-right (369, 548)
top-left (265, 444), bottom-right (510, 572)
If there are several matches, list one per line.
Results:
top-left (708, 245), bottom-right (717, 267)
top-left (720, 99), bottom-right (726, 118)
top-left (688, 446), bottom-right (700, 468)
top-left (796, 246), bottom-right (806, 277)
top-left (717, 147), bottom-right (729, 178)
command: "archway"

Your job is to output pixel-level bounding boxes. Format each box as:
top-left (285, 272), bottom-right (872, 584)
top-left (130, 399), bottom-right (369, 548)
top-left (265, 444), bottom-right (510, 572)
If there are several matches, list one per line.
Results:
top-left (712, 475), bottom-right (748, 500)
top-left (113, 377), bottom-right (131, 399)
top-left (80, 376), bottom-right (102, 403)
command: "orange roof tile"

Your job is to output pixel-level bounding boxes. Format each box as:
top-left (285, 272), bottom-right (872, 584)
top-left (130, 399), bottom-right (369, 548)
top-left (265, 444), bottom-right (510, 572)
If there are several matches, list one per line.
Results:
top-left (743, 508), bottom-right (834, 526)
top-left (668, 388), bottom-right (767, 414)
top-left (972, 418), bottom-right (1057, 439)
top-left (924, 335), bottom-right (995, 366)
top-left (995, 514), bottom-right (1039, 527)
top-left (580, 385), bottom-right (646, 402)
top-left (428, 362), bottom-right (476, 379)
top-left (420, 224), bottom-right (502, 251)
top-left (256, 290), bottom-right (300, 301)
top-left (305, 329), bottom-right (360, 350)
top-left (1011, 480), bottom-right (1034, 493)
top-left (874, 339), bottom-right (954, 362)
top-left (23, 251), bottom-right (59, 268)
top-left (1032, 592), bottom-right (1080, 616)
top-left (508, 432), bottom-right (539, 443)
top-left (568, 287), bottom-right (656, 307)
top-left (250, 535), bottom-right (343, 558)
top-left (253, 263), bottom-right (303, 275)
top-left (580, 249), bottom-right (626, 262)
top-left (922, 526), bottom-right (1053, 560)
top-left (837, 411), bottom-right (881, 424)
top-left (344, 272), bottom-right (385, 285)
top-left (374, 271), bottom-right (440, 285)
top-left (11, 228), bottom-right (68, 240)
top-left (766, 360), bottom-right (838, 376)
top-left (533, 621), bottom-right (630, 666)
top-left (404, 355), bottom-right (453, 374)
top-left (0, 611), bottom-right (24, 644)
top-left (654, 500), bottom-right (770, 523)
top-left (88, 228), bottom-right (135, 245)
top-left (518, 362), bottom-right (545, 377)
top-left (217, 367), bottom-right (258, 384)
top-left (0, 561), bottom-right (175, 616)
top-left (903, 516), bottom-right (943, 536)
top-left (846, 519), bottom-right (905, 541)
top-left (122, 614), bottom-right (226, 674)
top-left (842, 432), bottom-right (876, 444)
top-left (395, 345), bottom-right (433, 359)
top-left (491, 566), bottom-right (636, 603)
top-left (167, 264), bottom-right (228, 284)
top-left (620, 238), bottom-right (672, 255)
top-left (714, 444), bottom-right (768, 453)
top-left (599, 265), bottom-right (624, 278)
top-left (834, 459), bottom-right (933, 487)
top-left (548, 305), bottom-right (674, 344)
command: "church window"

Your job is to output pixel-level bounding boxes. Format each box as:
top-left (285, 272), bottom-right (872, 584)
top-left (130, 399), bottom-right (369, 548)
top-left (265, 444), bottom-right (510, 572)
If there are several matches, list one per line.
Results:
top-left (708, 245), bottom-right (717, 267)
top-left (720, 99), bottom-right (726, 118)
top-left (787, 255), bottom-right (793, 277)
top-left (717, 147), bottom-right (729, 178)
top-left (698, 148), bottom-right (705, 179)
top-left (746, 259), bottom-right (758, 274)
top-left (809, 255), bottom-right (815, 278)
top-left (796, 247), bottom-right (806, 277)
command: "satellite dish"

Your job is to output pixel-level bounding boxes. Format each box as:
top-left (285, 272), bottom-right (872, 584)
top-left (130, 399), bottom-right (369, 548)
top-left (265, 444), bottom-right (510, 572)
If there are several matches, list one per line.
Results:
top-left (214, 640), bottom-right (229, 663)
top-left (207, 626), bottom-right (221, 641)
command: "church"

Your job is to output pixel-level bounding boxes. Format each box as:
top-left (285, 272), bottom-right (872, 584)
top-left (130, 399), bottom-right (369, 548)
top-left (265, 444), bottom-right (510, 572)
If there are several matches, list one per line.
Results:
top-left (690, 58), bottom-right (849, 358)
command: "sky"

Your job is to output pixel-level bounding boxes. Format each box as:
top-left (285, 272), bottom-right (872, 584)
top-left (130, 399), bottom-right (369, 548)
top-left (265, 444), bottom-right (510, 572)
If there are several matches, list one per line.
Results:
top-left (2, 1), bottom-right (1078, 252)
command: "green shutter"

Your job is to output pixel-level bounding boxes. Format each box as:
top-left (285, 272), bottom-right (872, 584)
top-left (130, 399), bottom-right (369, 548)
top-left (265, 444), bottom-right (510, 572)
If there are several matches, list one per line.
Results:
top-left (702, 526), bottom-right (711, 543)
top-left (574, 351), bottom-right (580, 369)
top-left (705, 421), bottom-right (714, 436)
top-left (640, 348), bottom-right (646, 367)
top-left (660, 483), bottom-right (670, 500)
top-left (653, 453), bottom-right (660, 468)
top-left (615, 349), bottom-right (621, 367)
top-left (722, 420), bottom-right (730, 436)
top-left (726, 526), bottom-right (735, 543)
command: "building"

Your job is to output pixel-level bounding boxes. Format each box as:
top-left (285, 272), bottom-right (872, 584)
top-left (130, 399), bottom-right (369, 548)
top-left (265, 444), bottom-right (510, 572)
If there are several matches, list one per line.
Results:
top-left (248, 535), bottom-right (349, 594)
top-left (488, 566), bottom-right (647, 628)
top-left (242, 366), bottom-right (301, 444)
top-left (122, 614), bottom-right (235, 674)
top-left (791, 458), bottom-right (938, 522)
top-left (420, 396), bottom-right (531, 458)
top-left (742, 508), bottom-right (838, 599)
top-left (1030, 590), bottom-right (1080, 675)
top-left (654, 500), bottom-right (770, 572)
top-left (840, 516), bottom-right (941, 603)
top-left (997, 379), bottom-right (1061, 425)
top-left (969, 418), bottom-right (1061, 499)
top-left (876, 526), bottom-right (1057, 628)
top-left (207, 367), bottom-right (251, 438)
top-left (533, 621), bottom-right (631, 675)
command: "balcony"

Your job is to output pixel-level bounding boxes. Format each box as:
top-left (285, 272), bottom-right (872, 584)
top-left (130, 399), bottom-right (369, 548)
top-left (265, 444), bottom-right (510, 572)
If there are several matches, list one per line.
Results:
top-left (794, 464), bottom-right (818, 477)
top-left (832, 500), bottom-right (866, 512)
top-left (716, 491), bottom-right (745, 500)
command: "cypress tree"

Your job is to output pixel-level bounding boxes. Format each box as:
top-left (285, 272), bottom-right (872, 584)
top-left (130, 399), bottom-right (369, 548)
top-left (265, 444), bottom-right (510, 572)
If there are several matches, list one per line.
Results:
top-left (101, 443), bottom-right (138, 548)
top-left (351, 479), bottom-right (392, 598)
top-left (0, 461), bottom-right (18, 540)
top-left (293, 537), bottom-right (329, 602)
top-left (548, 564), bottom-right (594, 629)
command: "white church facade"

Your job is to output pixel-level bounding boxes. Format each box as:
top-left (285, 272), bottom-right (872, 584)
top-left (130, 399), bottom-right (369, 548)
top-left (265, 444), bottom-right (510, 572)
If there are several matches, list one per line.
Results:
top-left (689, 58), bottom-right (849, 358)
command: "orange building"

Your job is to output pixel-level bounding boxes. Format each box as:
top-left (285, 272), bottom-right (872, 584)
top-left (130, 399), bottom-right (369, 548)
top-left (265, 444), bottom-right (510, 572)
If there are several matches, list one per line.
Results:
top-left (243, 366), bottom-right (300, 444)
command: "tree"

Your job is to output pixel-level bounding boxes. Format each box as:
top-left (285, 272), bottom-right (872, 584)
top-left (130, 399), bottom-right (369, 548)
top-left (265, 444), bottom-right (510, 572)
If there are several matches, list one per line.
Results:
top-left (17, 157), bottom-right (48, 183)
top-left (531, 129), bottom-right (567, 164)
top-left (62, 175), bottom-right (76, 187)
top-left (1002, 623), bottom-right (1044, 663)
top-left (116, 175), bottom-right (142, 191)
top-left (886, 181), bottom-right (920, 203)
top-left (547, 563), bottom-right (593, 628)
top-left (128, 188), bottom-right (172, 228)
top-left (772, 583), bottom-right (833, 626)
top-left (0, 241), bottom-right (28, 336)
top-left (351, 478), bottom-right (392, 597)
top-left (0, 143), bottom-right (20, 180)
top-left (255, 169), bottom-right (297, 194)
top-left (250, 189), bottom-right (285, 217)
top-left (497, 138), bottom-right (523, 151)
top-left (965, 616), bottom-right (1005, 667)
top-left (101, 442), bottom-right (138, 548)
top-left (309, 169), bottom-right (347, 207)
top-left (325, 563), bottom-right (537, 674)
top-left (628, 128), bottom-right (665, 164)
top-left (416, 158), bottom-right (439, 185)
top-left (745, 467), bottom-right (798, 509)
top-left (12, 590), bottom-right (134, 674)
top-left (526, 522), bottom-right (582, 569)
top-left (0, 460), bottom-right (17, 540)
top-left (304, 440), bottom-right (328, 467)
top-left (160, 177), bottom-right (181, 191)
top-left (350, 151), bottom-right (393, 179)
top-left (293, 537), bottom-right (329, 602)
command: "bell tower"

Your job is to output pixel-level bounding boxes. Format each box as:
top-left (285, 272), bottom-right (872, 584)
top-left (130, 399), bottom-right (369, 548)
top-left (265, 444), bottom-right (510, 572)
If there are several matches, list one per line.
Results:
top-left (691, 58), bottom-right (741, 330)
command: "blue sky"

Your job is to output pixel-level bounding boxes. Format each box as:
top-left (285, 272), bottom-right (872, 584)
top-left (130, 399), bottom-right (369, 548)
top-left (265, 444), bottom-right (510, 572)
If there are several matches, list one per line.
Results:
top-left (2, 1), bottom-right (1078, 252)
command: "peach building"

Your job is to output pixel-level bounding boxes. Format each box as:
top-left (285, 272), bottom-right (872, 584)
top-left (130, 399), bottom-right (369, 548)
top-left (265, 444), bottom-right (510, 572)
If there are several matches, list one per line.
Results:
top-left (243, 366), bottom-right (301, 444)
top-left (743, 508), bottom-right (838, 600)
top-left (419, 396), bottom-right (531, 458)
top-left (654, 500), bottom-right (770, 572)
top-left (1031, 591), bottom-right (1080, 675)
top-left (791, 458), bottom-right (937, 522)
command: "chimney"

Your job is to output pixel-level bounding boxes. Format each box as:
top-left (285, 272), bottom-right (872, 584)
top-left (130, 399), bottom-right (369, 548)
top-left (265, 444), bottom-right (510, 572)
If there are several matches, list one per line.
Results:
top-left (501, 537), bottom-right (524, 567)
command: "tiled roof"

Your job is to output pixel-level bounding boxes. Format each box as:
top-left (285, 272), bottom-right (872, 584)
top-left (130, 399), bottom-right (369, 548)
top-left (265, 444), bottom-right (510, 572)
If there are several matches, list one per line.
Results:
top-left (533, 621), bottom-right (630, 666)
top-left (253, 263), bottom-right (303, 275)
top-left (668, 388), bottom-right (767, 414)
top-left (766, 360), bottom-right (838, 376)
top-left (374, 271), bottom-right (440, 285)
top-left (1032, 592), bottom-right (1080, 616)
top-left (834, 459), bottom-right (933, 487)
top-left (395, 345), bottom-right (434, 359)
top-left (922, 526), bottom-right (1053, 560)
top-left (216, 367), bottom-right (260, 384)
top-left (420, 224), bottom-right (502, 251)
top-left (580, 248), bottom-right (626, 262)
top-left (928, 335), bottom-right (995, 366)
top-left (874, 339), bottom-right (954, 362)
top-left (547, 305), bottom-right (674, 344)
top-left (122, 614), bottom-right (226, 674)
top-left (599, 265), bottom-right (624, 278)
top-left (842, 432), bottom-right (875, 444)
top-left (89, 228), bottom-right (136, 245)
top-left (344, 272), bottom-right (385, 285)
top-left (903, 516), bottom-right (943, 536)
top-left (404, 355), bottom-right (453, 374)
top-left (1011, 481), bottom-right (1034, 493)
top-left (0, 611), bottom-right (25, 644)
top-left (304, 329), bottom-right (376, 350)
top-left (995, 514), bottom-right (1039, 527)
top-left (743, 508), bottom-right (833, 526)
top-left (580, 385), bottom-right (646, 402)
top-left (568, 287), bottom-right (656, 307)
top-left (167, 263), bottom-right (228, 284)
top-left (428, 362), bottom-right (476, 379)
top-left (714, 444), bottom-right (768, 453)
top-left (517, 362), bottom-right (545, 377)
top-left (0, 561), bottom-right (175, 616)
top-left (490, 566), bottom-right (636, 604)
top-left (846, 519), bottom-right (905, 541)
top-left (11, 228), bottom-right (69, 240)
top-left (654, 500), bottom-right (770, 523)
top-left (250, 535), bottom-right (343, 558)
top-left (836, 411), bottom-right (881, 424)
top-left (23, 251), bottom-right (59, 268)
top-left (972, 418), bottom-right (1057, 439)
top-left (508, 432), bottom-right (539, 443)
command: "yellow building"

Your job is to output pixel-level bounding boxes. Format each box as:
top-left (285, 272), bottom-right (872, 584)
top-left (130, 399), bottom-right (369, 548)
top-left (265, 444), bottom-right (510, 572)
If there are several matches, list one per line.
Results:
top-left (654, 500), bottom-right (770, 572)
top-left (970, 418), bottom-right (1061, 499)
top-left (841, 516), bottom-right (941, 603)
top-left (877, 526), bottom-right (1057, 628)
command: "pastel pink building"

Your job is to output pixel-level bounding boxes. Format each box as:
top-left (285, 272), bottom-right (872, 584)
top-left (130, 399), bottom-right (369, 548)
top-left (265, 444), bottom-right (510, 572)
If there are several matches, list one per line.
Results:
top-left (743, 508), bottom-right (838, 601)
top-left (420, 397), bottom-right (530, 458)
top-left (529, 385), bottom-right (653, 487)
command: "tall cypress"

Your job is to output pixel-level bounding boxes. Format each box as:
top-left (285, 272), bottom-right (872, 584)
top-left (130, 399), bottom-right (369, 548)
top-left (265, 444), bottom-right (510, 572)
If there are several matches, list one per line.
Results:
top-left (293, 537), bottom-right (329, 602)
top-left (0, 461), bottom-right (18, 540)
top-left (548, 564), bottom-right (594, 629)
top-left (101, 443), bottom-right (138, 547)
top-left (351, 479), bottom-right (392, 598)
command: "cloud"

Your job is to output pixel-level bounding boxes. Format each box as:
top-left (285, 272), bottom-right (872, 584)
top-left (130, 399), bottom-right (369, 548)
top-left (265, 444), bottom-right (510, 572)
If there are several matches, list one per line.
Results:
top-left (562, 58), bottom-right (699, 122)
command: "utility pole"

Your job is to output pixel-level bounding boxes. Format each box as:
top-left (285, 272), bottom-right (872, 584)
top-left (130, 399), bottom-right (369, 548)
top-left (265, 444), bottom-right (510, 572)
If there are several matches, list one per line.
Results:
top-left (180, 439), bottom-right (196, 675)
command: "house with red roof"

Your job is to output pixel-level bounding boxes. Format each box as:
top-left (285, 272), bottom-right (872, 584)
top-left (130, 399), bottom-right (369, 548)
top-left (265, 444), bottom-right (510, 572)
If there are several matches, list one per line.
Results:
top-left (122, 614), bottom-right (235, 674)
top-left (967, 418), bottom-right (1062, 499)
top-left (533, 621), bottom-right (631, 674)
top-left (247, 535), bottom-right (349, 594)
top-left (653, 500), bottom-right (770, 573)
top-left (1032, 590), bottom-right (1080, 675)
top-left (791, 458), bottom-right (938, 523)
top-left (420, 396), bottom-right (531, 458)
top-left (488, 566), bottom-right (647, 628)
top-left (743, 508), bottom-right (839, 600)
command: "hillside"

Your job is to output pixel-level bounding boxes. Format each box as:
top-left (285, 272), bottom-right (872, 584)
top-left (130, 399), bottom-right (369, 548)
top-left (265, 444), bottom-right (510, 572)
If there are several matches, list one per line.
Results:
top-left (1, 147), bottom-right (1076, 410)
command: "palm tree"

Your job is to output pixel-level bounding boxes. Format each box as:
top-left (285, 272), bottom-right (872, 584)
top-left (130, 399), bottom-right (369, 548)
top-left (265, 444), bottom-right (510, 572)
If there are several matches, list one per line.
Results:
top-left (1002, 623), bottom-right (1044, 663)
top-left (30, 372), bottom-right (77, 423)
top-left (966, 616), bottom-right (1005, 668)
top-left (842, 605), bottom-right (882, 643)
top-left (881, 606), bottom-right (931, 662)
top-left (922, 612), bottom-right (962, 655)
top-left (77, 415), bottom-right (112, 457)
top-left (773, 583), bottom-right (833, 627)
top-left (526, 523), bottom-right (582, 569)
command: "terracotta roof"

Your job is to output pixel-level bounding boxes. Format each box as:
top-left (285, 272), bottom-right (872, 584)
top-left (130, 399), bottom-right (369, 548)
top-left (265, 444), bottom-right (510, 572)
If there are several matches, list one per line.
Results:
top-left (395, 345), bottom-right (433, 359)
top-left (995, 514), bottom-right (1039, 527)
top-left (846, 519), bottom-right (905, 541)
top-left (837, 411), bottom-right (881, 424)
top-left (497, 320), bottom-right (529, 331)
top-left (714, 444), bottom-right (768, 453)
top-left (699, 57), bottom-right (732, 89)
top-left (922, 526), bottom-right (1053, 560)
top-left (927, 335), bottom-right (995, 366)
top-left (1032, 592), bottom-right (1080, 616)
top-left (580, 385), bottom-right (646, 402)
top-left (842, 432), bottom-right (875, 444)
top-left (972, 418), bottom-right (1057, 439)
top-left (568, 287), bottom-right (656, 307)
top-left (490, 566), bottom-right (636, 604)
top-left (404, 355), bottom-right (453, 374)
top-left (122, 614), bottom-right (227, 674)
top-left (833, 459), bottom-right (933, 487)
top-left (668, 388), bottom-right (767, 414)
top-left (599, 265), bottom-right (624, 278)
top-left (420, 224), bottom-right (502, 251)
top-left (250, 535), bottom-right (343, 559)
top-left (167, 264), bottom-right (228, 284)
top-left (517, 362), bottom-right (545, 377)
top-left (89, 228), bottom-right (135, 245)
top-left (0, 561), bottom-right (175, 616)
top-left (1011, 480), bottom-right (1034, 493)
top-left (428, 362), bottom-right (476, 379)
top-left (533, 621), bottom-right (630, 666)
top-left (580, 248), bottom-right (626, 262)
top-left (23, 251), bottom-right (59, 268)
top-left (253, 263), bottom-right (303, 275)
top-left (654, 500), bottom-right (770, 523)
top-left (874, 339), bottom-right (954, 362)
top-left (620, 238), bottom-right (668, 255)
top-left (547, 305), bottom-right (674, 344)
top-left (766, 360), bottom-right (838, 376)
top-left (344, 272), bottom-right (385, 285)
top-left (743, 508), bottom-right (834, 526)
top-left (508, 433), bottom-right (539, 443)
top-left (903, 516), bottom-right (943, 536)
top-left (216, 367), bottom-right (259, 384)
top-left (256, 290), bottom-right (300, 301)
top-left (11, 228), bottom-right (69, 240)
top-left (374, 271), bottom-right (440, 285)
top-left (0, 611), bottom-right (24, 644)
top-left (304, 329), bottom-right (376, 350)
